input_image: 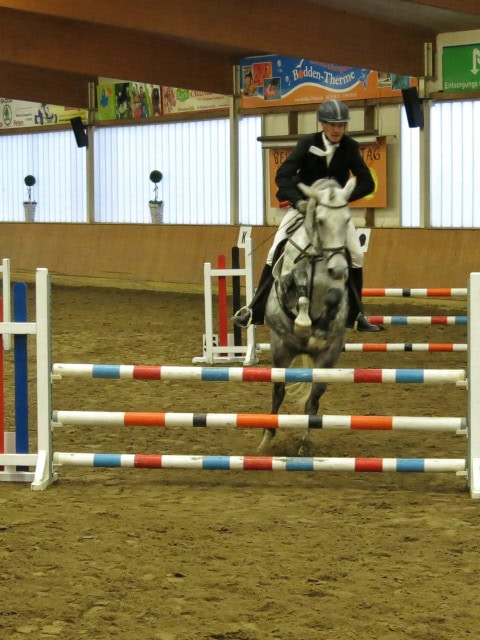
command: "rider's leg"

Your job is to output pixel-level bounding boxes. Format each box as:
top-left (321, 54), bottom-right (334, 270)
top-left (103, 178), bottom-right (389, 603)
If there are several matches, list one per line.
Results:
top-left (346, 222), bottom-right (382, 332)
top-left (232, 265), bottom-right (273, 328)
top-left (233, 209), bottom-right (299, 328)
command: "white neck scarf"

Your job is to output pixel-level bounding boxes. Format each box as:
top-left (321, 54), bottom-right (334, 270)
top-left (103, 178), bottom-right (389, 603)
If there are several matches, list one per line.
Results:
top-left (309, 132), bottom-right (339, 166)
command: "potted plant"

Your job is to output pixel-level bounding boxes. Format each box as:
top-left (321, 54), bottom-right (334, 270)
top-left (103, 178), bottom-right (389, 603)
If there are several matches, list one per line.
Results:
top-left (148, 170), bottom-right (164, 224)
top-left (23, 175), bottom-right (37, 222)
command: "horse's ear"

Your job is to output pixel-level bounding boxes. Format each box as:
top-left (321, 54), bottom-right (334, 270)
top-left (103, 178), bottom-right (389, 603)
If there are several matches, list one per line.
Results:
top-left (298, 182), bottom-right (315, 199)
top-left (342, 177), bottom-right (356, 202)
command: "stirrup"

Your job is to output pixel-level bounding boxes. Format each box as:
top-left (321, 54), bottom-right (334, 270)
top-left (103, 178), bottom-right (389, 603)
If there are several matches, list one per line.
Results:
top-left (356, 312), bottom-right (381, 332)
top-left (232, 306), bottom-right (252, 329)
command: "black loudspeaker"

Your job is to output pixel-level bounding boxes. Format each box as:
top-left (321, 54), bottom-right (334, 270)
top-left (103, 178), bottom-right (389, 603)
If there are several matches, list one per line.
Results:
top-left (70, 116), bottom-right (88, 148)
top-left (401, 87), bottom-right (424, 129)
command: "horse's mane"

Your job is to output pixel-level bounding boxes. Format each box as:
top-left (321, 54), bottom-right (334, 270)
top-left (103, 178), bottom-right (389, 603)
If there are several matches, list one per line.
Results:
top-left (309, 177), bottom-right (342, 192)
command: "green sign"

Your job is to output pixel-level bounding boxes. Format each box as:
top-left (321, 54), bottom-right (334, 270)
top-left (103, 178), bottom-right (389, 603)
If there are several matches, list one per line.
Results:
top-left (443, 44), bottom-right (480, 92)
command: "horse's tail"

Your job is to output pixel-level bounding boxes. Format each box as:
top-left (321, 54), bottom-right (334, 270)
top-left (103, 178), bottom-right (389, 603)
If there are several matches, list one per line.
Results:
top-left (284, 354), bottom-right (314, 409)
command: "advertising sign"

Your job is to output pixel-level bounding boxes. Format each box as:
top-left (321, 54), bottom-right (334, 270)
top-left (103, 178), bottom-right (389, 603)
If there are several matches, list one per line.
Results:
top-left (96, 83), bottom-right (229, 120)
top-left (97, 82), bottom-right (162, 120)
top-left (0, 98), bottom-right (87, 130)
top-left (161, 87), bottom-right (230, 114)
top-left (268, 137), bottom-right (387, 209)
top-left (442, 44), bottom-right (480, 92)
top-left (241, 55), bottom-right (416, 108)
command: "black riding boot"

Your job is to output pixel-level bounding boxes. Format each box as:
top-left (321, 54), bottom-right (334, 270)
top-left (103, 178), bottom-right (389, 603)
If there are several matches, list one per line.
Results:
top-left (346, 267), bottom-right (381, 332)
top-left (232, 264), bottom-right (273, 328)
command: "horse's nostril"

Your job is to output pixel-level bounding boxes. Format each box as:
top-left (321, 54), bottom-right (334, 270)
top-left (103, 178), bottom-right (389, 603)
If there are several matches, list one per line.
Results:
top-left (328, 267), bottom-right (346, 280)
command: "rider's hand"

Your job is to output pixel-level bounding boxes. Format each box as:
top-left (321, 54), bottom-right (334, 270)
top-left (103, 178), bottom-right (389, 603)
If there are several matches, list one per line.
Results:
top-left (295, 199), bottom-right (308, 214)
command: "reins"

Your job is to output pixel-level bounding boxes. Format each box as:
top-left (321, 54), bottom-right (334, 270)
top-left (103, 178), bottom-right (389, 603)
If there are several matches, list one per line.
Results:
top-left (278, 192), bottom-right (349, 322)
top-left (288, 237), bottom-right (347, 265)
top-left (288, 192), bottom-right (350, 264)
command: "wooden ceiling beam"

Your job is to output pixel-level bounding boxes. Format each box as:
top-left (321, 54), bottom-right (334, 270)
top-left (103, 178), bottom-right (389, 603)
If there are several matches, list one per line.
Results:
top-left (0, 7), bottom-right (240, 96)
top-left (0, 1), bottom-right (435, 78)
top-left (0, 61), bottom-right (95, 107)
top-left (407, 0), bottom-right (480, 16)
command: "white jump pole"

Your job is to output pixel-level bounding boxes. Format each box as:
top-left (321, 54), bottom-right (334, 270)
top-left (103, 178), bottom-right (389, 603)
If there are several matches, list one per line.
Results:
top-left (468, 273), bottom-right (480, 498)
top-left (32, 268), bottom-right (55, 490)
top-left (51, 363), bottom-right (466, 384)
top-left (1, 258), bottom-right (12, 351)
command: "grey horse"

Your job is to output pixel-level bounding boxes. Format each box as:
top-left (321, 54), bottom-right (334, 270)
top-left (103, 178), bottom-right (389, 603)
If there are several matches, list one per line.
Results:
top-left (259, 177), bottom-right (356, 453)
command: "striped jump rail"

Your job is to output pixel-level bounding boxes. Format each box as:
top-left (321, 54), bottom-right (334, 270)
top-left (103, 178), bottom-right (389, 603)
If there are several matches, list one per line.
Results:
top-left (53, 452), bottom-right (466, 473)
top-left (367, 316), bottom-right (467, 325)
top-left (363, 288), bottom-right (467, 297)
top-left (256, 343), bottom-right (468, 353)
top-left (343, 343), bottom-right (467, 352)
top-left (52, 364), bottom-right (467, 384)
top-left (52, 411), bottom-right (467, 432)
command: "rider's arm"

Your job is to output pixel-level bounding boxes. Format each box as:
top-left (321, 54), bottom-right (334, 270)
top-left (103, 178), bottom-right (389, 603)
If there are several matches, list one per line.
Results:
top-left (345, 138), bottom-right (375, 203)
top-left (275, 136), bottom-right (314, 208)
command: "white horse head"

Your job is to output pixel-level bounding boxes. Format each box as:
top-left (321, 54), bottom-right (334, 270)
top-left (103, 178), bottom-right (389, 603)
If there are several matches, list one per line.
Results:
top-left (296, 177), bottom-right (355, 281)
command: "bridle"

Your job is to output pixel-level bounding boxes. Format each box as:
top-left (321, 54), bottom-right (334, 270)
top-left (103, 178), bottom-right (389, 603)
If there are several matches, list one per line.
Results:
top-left (288, 197), bottom-right (349, 266)
top-left (275, 195), bottom-right (349, 324)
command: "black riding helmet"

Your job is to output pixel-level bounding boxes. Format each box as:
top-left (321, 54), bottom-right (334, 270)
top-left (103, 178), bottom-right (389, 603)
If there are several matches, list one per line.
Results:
top-left (317, 100), bottom-right (350, 123)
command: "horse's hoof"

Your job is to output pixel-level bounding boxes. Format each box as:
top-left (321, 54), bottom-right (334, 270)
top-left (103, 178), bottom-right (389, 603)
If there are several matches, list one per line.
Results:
top-left (294, 324), bottom-right (311, 339)
top-left (295, 297), bottom-right (312, 334)
top-left (308, 336), bottom-right (327, 350)
top-left (298, 440), bottom-right (313, 457)
top-left (257, 438), bottom-right (271, 453)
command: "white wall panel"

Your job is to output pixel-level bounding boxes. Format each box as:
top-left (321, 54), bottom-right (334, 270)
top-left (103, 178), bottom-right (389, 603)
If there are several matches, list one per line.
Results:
top-left (401, 107), bottom-right (421, 227)
top-left (239, 116), bottom-right (263, 225)
top-left (95, 120), bottom-right (231, 224)
top-left (430, 101), bottom-right (480, 227)
top-left (0, 130), bottom-right (86, 222)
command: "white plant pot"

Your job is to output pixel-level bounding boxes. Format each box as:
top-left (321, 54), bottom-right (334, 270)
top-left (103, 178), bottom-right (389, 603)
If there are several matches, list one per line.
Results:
top-left (23, 202), bottom-right (37, 222)
top-left (149, 202), bottom-right (164, 224)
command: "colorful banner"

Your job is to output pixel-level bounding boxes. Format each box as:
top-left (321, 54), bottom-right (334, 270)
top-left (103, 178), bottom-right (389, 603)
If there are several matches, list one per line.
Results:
top-left (0, 98), bottom-right (87, 130)
top-left (241, 55), bottom-right (416, 108)
top-left (355, 137), bottom-right (387, 209)
top-left (161, 87), bottom-right (230, 114)
top-left (96, 83), bottom-right (229, 120)
top-left (442, 44), bottom-right (480, 92)
top-left (97, 82), bottom-right (162, 120)
top-left (268, 137), bottom-right (387, 209)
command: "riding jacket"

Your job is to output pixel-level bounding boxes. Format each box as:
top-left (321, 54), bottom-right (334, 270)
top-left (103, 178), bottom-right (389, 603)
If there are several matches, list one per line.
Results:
top-left (275, 132), bottom-right (375, 208)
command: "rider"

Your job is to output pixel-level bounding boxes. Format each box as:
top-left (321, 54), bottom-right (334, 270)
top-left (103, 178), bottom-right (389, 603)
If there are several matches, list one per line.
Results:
top-left (233, 99), bottom-right (380, 332)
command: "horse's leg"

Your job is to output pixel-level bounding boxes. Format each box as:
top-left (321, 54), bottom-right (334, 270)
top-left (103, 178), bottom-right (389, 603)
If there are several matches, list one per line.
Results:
top-left (257, 380), bottom-right (286, 452)
top-left (257, 337), bottom-right (294, 452)
top-left (302, 289), bottom-right (347, 443)
top-left (298, 341), bottom-right (344, 455)
top-left (297, 381), bottom-right (327, 456)
top-left (292, 268), bottom-right (312, 337)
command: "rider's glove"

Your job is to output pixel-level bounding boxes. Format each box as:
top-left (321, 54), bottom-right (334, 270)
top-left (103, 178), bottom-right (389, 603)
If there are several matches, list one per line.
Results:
top-left (295, 199), bottom-right (308, 214)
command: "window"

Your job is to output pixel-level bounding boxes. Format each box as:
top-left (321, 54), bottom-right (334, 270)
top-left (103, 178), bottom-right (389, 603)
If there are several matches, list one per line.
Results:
top-left (239, 116), bottom-right (263, 224)
top-left (430, 100), bottom-right (480, 227)
top-left (0, 130), bottom-right (87, 222)
top-left (400, 107), bottom-right (421, 227)
top-left (95, 120), bottom-right (231, 224)
top-left (0, 114), bottom-right (262, 224)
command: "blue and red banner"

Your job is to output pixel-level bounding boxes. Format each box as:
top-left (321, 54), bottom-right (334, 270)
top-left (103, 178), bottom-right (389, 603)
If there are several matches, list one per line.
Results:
top-left (241, 55), bottom-right (417, 108)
